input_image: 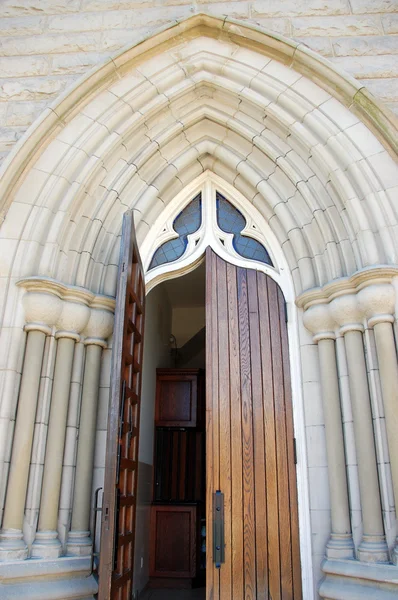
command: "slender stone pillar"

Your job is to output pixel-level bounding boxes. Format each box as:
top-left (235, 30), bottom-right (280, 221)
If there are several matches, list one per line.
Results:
top-left (67, 306), bottom-right (114, 556)
top-left (68, 309), bottom-right (113, 556)
top-left (32, 299), bottom-right (90, 558)
top-left (303, 304), bottom-right (354, 559)
top-left (330, 294), bottom-right (389, 563)
top-left (358, 283), bottom-right (398, 562)
top-left (0, 291), bottom-right (62, 560)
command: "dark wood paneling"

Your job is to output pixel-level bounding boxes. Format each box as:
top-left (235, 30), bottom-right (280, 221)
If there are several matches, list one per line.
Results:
top-left (206, 249), bottom-right (302, 600)
top-left (150, 505), bottom-right (197, 578)
top-left (99, 211), bottom-right (145, 600)
top-left (155, 369), bottom-right (203, 427)
top-left (153, 429), bottom-right (205, 503)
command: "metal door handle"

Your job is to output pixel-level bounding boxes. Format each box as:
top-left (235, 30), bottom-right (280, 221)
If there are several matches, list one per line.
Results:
top-left (213, 490), bottom-right (225, 568)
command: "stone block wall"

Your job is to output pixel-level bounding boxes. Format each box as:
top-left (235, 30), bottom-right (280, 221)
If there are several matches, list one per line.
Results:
top-left (0, 0), bottom-right (397, 167)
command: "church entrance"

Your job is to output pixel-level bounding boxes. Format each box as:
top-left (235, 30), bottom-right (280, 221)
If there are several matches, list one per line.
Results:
top-left (98, 196), bottom-right (302, 600)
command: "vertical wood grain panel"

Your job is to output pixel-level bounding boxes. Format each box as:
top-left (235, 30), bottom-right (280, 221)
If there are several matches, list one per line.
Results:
top-left (206, 250), bottom-right (301, 600)
top-left (237, 267), bottom-right (256, 600)
top-left (216, 255), bottom-right (232, 600)
top-left (226, 261), bottom-right (244, 600)
top-left (206, 247), bottom-right (216, 600)
top-left (247, 270), bottom-right (268, 598)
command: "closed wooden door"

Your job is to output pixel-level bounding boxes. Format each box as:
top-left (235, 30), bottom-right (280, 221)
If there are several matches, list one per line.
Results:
top-left (206, 248), bottom-right (302, 600)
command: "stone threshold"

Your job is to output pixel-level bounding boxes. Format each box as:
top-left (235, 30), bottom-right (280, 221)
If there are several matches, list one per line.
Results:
top-left (320, 558), bottom-right (398, 599)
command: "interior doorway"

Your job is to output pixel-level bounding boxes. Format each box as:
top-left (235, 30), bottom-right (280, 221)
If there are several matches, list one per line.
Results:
top-left (135, 263), bottom-right (206, 599)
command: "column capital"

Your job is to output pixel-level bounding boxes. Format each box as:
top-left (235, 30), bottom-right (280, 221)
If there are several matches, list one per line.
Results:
top-left (296, 265), bottom-right (398, 311)
top-left (329, 293), bottom-right (364, 335)
top-left (83, 304), bottom-right (114, 348)
top-left (302, 303), bottom-right (337, 342)
top-left (357, 283), bottom-right (395, 328)
top-left (17, 276), bottom-right (115, 341)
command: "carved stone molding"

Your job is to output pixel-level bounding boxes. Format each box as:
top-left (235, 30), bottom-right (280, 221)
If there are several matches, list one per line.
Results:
top-left (296, 266), bottom-right (398, 311)
top-left (17, 276), bottom-right (115, 342)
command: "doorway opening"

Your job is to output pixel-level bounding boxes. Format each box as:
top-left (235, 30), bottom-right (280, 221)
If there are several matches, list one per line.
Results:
top-left (135, 262), bottom-right (206, 600)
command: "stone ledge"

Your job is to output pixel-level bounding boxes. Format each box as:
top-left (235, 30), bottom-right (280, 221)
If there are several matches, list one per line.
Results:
top-left (0, 555), bottom-right (92, 580)
top-left (320, 558), bottom-right (398, 600)
top-left (0, 556), bottom-right (97, 600)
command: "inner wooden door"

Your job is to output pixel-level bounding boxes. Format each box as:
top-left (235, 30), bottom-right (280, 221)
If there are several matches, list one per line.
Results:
top-left (206, 248), bottom-right (302, 600)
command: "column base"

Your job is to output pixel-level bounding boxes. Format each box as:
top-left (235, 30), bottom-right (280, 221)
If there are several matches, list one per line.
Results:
top-left (392, 540), bottom-right (398, 565)
top-left (326, 533), bottom-right (355, 559)
top-left (357, 534), bottom-right (389, 563)
top-left (66, 530), bottom-right (93, 557)
top-left (0, 529), bottom-right (28, 561)
top-left (31, 530), bottom-right (62, 559)
top-left (0, 555), bottom-right (97, 599)
top-left (320, 558), bottom-right (398, 599)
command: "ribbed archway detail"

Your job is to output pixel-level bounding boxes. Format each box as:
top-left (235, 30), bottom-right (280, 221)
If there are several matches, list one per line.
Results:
top-left (0, 15), bottom-right (396, 312)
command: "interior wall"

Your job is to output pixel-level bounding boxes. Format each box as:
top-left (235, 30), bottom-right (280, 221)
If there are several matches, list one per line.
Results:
top-left (172, 306), bottom-right (205, 347)
top-left (133, 284), bottom-right (172, 596)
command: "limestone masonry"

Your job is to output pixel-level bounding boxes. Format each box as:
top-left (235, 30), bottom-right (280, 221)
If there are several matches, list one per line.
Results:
top-left (0, 0), bottom-right (397, 167)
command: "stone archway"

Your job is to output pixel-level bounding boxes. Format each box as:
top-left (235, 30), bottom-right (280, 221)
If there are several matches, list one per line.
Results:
top-left (0, 13), bottom-right (398, 600)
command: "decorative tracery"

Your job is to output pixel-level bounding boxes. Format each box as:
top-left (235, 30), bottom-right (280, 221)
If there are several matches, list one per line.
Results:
top-left (147, 188), bottom-right (273, 272)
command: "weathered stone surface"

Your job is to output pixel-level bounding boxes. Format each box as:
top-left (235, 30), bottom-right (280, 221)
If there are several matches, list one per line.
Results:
top-left (332, 35), bottom-right (398, 56)
top-left (350, 0), bottom-right (398, 14)
top-left (1, 0), bottom-right (81, 16)
top-left (251, 17), bottom-right (291, 37)
top-left (331, 55), bottom-right (398, 79)
top-left (382, 14), bottom-right (398, 34)
top-left (0, 32), bottom-right (102, 56)
top-left (50, 53), bottom-right (111, 75)
top-left (292, 16), bottom-right (383, 37)
top-left (0, 56), bottom-right (49, 78)
top-left (5, 101), bottom-right (45, 127)
top-left (81, 0), bottom-right (156, 9)
top-left (251, 0), bottom-right (350, 18)
top-left (295, 36), bottom-right (333, 56)
top-left (0, 77), bottom-right (71, 102)
top-left (361, 77), bottom-right (398, 102)
top-left (0, 16), bottom-right (46, 36)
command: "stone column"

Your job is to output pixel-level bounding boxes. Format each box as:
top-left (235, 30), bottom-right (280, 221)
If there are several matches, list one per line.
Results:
top-left (303, 304), bottom-right (354, 559)
top-left (32, 297), bottom-right (90, 558)
top-left (330, 294), bottom-right (389, 563)
top-left (358, 283), bottom-right (398, 561)
top-left (67, 305), bottom-right (113, 556)
top-left (0, 290), bottom-right (62, 560)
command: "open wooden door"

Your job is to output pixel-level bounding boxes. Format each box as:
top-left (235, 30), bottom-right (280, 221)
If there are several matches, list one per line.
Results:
top-left (206, 248), bottom-right (302, 600)
top-left (98, 211), bottom-right (145, 600)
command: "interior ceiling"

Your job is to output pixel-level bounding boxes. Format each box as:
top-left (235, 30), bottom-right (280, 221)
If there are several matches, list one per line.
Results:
top-left (161, 261), bottom-right (206, 308)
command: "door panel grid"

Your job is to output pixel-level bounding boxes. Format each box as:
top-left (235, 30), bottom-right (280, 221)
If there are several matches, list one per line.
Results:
top-left (98, 211), bottom-right (145, 600)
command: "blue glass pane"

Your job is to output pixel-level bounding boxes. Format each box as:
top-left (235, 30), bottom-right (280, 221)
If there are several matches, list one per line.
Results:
top-left (216, 193), bottom-right (246, 234)
top-left (216, 192), bottom-right (273, 266)
top-left (149, 194), bottom-right (201, 269)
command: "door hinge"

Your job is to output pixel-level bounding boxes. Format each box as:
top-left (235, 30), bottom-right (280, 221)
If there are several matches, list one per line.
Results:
top-left (213, 490), bottom-right (225, 568)
top-left (293, 438), bottom-right (297, 464)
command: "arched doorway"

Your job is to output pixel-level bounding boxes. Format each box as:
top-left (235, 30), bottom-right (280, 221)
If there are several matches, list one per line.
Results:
top-left (98, 185), bottom-right (302, 598)
top-left (0, 13), bottom-right (397, 600)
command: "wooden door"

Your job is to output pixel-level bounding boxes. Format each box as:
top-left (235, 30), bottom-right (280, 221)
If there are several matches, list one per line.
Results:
top-left (98, 211), bottom-right (145, 600)
top-left (206, 248), bottom-right (302, 600)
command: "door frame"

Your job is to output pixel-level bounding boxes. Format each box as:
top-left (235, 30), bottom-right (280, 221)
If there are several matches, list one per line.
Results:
top-left (140, 174), bottom-right (314, 599)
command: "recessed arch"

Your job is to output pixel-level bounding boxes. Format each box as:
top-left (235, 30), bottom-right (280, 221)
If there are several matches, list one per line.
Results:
top-left (0, 15), bottom-right (396, 315)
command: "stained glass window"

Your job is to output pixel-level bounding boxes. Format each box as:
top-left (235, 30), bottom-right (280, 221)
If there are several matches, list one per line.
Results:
top-left (149, 194), bottom-right (202, 269)
top-left (216, 192), bottom-right (273, 266)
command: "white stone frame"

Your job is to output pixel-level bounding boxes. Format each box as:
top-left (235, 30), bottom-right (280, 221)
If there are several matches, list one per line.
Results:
top-left (140, 171), bottom-right (314, 600)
